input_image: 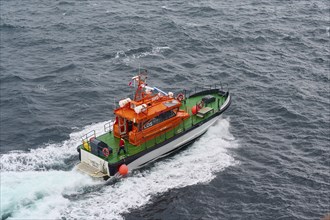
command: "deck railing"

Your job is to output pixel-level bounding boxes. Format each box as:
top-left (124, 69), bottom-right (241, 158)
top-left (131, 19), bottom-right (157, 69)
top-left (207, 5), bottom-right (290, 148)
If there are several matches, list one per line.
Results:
top-left (179, 82), bottom-right (229, 99)
top-left (81, 130), bottom-right (96, 142)
top-left (104, 120), bottom-right (114, 133)
top-left (81, 85), bottom-right (229, 158)
top-left (139, 117), bottom-right (195, 150)
top-left (138, 87), bottom-right (229, 150)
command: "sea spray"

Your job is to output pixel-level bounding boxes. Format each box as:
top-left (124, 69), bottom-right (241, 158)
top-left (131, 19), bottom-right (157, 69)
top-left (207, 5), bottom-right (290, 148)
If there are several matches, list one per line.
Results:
top-left (1, 170), bottom-right (100, 220)
top-left (1, 118), bottom-right (237, 220)
top-left (0, 120), bottom-right (111, 172)
top-left (64, 118), bottom-right (238, 220)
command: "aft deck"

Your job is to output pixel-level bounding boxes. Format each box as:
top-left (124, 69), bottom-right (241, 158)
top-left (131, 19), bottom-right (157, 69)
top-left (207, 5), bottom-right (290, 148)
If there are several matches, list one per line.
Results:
top-left (79, 89), bottom-right (229, 164)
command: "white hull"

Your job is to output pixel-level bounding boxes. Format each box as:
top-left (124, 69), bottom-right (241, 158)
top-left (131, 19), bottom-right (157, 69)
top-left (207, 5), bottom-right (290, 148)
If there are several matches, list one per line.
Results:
top-left (80, 147), bottom-right (111, 177)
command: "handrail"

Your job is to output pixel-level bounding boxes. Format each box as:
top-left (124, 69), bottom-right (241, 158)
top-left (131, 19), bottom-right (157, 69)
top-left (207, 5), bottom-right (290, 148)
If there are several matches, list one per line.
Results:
top-left (81, 130), bottom-right (96, 142)
top-left (128, 105), bottom-right (212, 152)
top-left (104, 120), bottom-right (114, 133)
top-left (186, 82), bottom-right (229, 98)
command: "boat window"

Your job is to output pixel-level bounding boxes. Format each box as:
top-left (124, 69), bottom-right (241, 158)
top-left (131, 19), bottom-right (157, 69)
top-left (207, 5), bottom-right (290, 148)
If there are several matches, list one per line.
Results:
top-left (163, 100), bottom-right (179, 107)
top-left (143, 110), bottom-right (176, 129)
top-left (127, 121), bottom-right (133, 132)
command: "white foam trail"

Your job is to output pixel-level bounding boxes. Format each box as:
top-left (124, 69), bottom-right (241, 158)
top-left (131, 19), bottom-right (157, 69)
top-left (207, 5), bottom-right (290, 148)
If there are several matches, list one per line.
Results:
top-left (1, 118), bottom-right (238, 220)
top-left (63, 118), bottom-right (238, 220)
top-left (114, 46), bottom-right (171, 64)
top-left (115, 50), bottom-right (125, 59)
top-left (135, 46), bottom-right (170, 59)
top-left (0, 120), bottom-right (111, 171)
top-left (1, 170), bottom-right (100, 220)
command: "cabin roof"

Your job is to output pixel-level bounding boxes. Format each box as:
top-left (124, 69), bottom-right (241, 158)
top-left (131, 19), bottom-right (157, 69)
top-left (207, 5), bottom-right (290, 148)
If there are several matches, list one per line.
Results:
top-left (114, 98), bottom-right (181, 122)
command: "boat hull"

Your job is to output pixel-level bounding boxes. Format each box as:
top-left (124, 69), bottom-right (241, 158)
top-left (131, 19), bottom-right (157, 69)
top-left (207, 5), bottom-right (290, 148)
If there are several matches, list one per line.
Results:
top-left (128, 114), bottom-right (220, 169)
top-left (76, 94), bottom-right (231, 179)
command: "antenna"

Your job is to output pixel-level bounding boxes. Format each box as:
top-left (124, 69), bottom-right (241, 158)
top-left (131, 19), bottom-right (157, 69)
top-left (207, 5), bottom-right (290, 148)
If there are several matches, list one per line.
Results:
top-left (138, 63), bottom-right (141, 75)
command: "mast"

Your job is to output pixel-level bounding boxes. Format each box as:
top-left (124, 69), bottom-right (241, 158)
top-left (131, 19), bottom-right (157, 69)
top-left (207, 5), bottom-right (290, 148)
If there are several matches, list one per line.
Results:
top-left (134, 70), bottom-right (148, 102)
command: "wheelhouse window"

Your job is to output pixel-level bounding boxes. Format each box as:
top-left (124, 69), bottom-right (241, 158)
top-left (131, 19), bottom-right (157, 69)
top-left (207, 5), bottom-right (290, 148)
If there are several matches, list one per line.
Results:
top-left (143, 110), bottom-right (176, 129)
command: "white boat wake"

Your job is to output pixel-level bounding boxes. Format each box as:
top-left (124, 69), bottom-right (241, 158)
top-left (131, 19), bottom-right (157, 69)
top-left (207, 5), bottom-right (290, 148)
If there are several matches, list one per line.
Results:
top-left (0, 120), bottom-right (111, 172)
top-left (1, 118), bottom-right (238, 220)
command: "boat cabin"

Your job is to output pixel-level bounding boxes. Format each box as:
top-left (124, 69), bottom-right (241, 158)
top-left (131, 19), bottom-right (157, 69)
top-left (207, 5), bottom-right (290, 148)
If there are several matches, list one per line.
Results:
top-left (113, 72), bottom-right (189, 145)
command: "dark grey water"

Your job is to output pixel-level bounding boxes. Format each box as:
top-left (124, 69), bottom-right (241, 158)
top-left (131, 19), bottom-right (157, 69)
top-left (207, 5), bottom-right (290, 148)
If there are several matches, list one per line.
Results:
top-left (0, 0), bottom-right (329, 219)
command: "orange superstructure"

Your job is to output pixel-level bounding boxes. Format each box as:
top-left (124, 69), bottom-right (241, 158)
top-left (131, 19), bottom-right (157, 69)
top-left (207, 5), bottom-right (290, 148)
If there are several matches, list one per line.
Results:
top-left (113, 71), bottom-right (189, 145)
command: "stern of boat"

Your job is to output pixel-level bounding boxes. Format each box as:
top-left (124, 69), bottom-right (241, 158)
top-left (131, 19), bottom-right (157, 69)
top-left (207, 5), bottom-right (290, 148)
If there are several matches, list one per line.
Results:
top-left (76, 149), bottom-right (110, 179)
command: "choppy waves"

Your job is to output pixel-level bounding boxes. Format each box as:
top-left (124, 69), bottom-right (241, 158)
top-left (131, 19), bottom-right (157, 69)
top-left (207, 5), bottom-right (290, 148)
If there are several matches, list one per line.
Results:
top-left (1, 0), bottom-right (329, 219)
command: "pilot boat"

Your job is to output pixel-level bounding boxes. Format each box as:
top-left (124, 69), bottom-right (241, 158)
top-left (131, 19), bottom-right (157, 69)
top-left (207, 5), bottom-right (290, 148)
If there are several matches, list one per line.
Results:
top-left (76, 70), bottom-right (231, 180)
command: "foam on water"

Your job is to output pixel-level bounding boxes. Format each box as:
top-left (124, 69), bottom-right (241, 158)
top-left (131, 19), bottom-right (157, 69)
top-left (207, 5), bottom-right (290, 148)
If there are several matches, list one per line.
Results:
top-left (1, 170), bottom-right (100, 219)
top-left (1, 118), bottom-right (237, 219)
top-left (64, 118), bottom-right (238, 220)
top-left (0, 120), bottom-right (111, 172)
top-left (114, 46), bottom-right (171, 65)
